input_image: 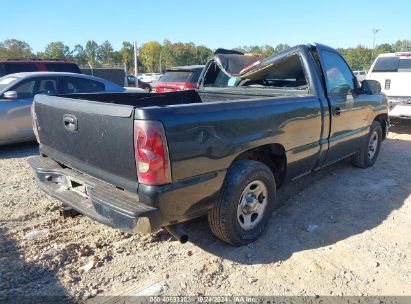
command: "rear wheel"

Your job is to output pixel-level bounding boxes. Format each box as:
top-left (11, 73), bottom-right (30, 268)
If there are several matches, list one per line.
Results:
top-left (208, 160), bottom-right (276, 245)
top-left (352, 121), bottom-right (382, 168)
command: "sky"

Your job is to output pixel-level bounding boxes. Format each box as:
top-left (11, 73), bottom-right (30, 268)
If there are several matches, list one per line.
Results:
top-left (1, 0), bottom-right (410, 52)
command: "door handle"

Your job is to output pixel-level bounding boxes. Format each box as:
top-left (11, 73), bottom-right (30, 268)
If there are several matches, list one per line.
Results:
top-left (332, 106), bottom-right (341, 116)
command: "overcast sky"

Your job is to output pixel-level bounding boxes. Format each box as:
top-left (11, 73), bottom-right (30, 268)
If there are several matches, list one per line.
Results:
top-left (2, 0), bottom-right (410, 51)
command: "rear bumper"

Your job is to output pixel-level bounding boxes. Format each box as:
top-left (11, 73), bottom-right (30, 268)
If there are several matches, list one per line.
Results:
top-left (27, 156), bottom-right (163, 234)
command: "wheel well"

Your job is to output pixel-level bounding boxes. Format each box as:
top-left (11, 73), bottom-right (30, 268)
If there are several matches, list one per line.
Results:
top-left (374, 114), bottom-right (388, 140)
top-left (233, 144), bottom-right (287, 188)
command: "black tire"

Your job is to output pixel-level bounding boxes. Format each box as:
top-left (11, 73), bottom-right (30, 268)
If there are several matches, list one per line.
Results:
top-left (208, 160), bottom-right (276, 246)
top-left (352, 121), bottom-right (382, 168)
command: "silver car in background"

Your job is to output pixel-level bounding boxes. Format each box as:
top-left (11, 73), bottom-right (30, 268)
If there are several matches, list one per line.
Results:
top-left (0, 72), bottom-right (137, 145)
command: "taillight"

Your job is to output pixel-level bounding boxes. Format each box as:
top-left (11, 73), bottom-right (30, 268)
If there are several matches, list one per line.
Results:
top-left (31, 103), bottom-right (40, 143)
top-left (179, 83), bottom-right (197, 91)
top-left (134, 120), bottom-right (171, 185)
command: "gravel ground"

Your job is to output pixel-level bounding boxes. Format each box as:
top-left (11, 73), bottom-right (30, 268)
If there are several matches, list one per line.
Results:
top-left (1, 123), bottom-right (411, 302)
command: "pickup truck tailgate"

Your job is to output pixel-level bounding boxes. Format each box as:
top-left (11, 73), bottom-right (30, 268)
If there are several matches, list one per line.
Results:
top-left (33, 95), bottom-right (138, 192)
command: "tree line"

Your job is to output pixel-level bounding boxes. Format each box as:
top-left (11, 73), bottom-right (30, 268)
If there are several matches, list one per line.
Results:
top-left (1, 38), bottom-right (410, 73)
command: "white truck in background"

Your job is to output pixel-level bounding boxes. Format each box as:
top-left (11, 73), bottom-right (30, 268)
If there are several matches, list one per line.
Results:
top-left (367, 52), bottom-right (411, 120)
top-left (353, 70), bottom-right (367, 82)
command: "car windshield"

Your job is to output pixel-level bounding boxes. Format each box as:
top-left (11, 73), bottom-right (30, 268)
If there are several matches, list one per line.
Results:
top-left (0, 76), bottom-right (19, 91)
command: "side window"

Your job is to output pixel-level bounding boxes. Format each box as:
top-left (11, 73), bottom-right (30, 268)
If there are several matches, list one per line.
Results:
top-left (61, 77), bottom-right (105, 94)
top-left (322, 51), bottom-right (354, 95)
top-left (11, 79), bottom-right (36, 99)
top-left (37, 78), bottom-right (57, 95)
top-left (190, 69), bottom-right (203, 83)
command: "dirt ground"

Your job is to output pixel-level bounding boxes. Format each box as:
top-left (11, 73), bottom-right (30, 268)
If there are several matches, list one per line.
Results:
top-left (1, 123), bottom-right (411, 303)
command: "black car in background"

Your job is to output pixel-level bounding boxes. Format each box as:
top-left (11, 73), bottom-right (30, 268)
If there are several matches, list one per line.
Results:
top-left (127, 75), bottom-right (151, 91)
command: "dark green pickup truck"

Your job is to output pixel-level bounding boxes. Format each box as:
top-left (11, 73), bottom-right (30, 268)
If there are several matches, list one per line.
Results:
top-left (29, 43), bottom-right (388, 245)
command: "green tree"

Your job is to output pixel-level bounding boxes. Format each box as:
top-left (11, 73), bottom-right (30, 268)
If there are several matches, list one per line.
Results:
top-left (119, 41), bottom-right (134, 72)
top-left (194, 45), bottom-right (213, 64)
top-left (342, 45), bottom-right (372, 70)
top-left (140, 41), bottom-right (162, 72)
top-left (111, 50), bottom-right (123, 66)
top-left (249, 45), bottom-right (263, 55)
top-left (373, 43), bottom-right (393, 58)
top-left (392, 40), bottom-right (411, 52)
top-left (0, 42), bottom-right (7, 60)
top-left (72, 44), bottom-right (87, 66)
top-left (234, 44), bottom-right (290, 57)
top-left (41, 41), bottom-right (72, 60)
top-left (262, 45), bottom-right (275, 57)
top-left (273, 44), bottom-right (290, 55)
top-left (159, 39), bottom-right (176, 72)
top-left (98, 40), bottom-right (114, 65)
top-left (0, 39), bottom-right (33, 59)
top-left (85, 40), bottom-right (99, 66)
top-left (170, 42), bottom-right (199, 66)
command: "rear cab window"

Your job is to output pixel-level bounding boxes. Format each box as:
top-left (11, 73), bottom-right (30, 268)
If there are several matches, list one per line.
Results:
top-left (203, 53), bottom-right (309, 91)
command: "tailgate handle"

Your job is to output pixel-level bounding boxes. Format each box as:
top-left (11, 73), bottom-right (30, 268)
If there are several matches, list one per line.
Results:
top-left (63, 114), bottom-right (78, 131)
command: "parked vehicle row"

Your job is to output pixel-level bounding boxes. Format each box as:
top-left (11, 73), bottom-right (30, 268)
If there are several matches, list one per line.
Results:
top-left (28, 43), bottom-right (388, 245)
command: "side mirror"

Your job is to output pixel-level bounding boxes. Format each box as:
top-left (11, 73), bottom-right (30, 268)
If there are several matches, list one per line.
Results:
top-left (3, 91), bottom-right (18, 99)
top-left (361, 80), bottom-right (381, 95)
